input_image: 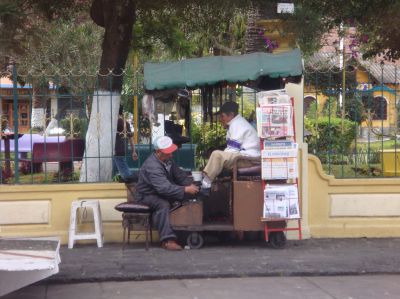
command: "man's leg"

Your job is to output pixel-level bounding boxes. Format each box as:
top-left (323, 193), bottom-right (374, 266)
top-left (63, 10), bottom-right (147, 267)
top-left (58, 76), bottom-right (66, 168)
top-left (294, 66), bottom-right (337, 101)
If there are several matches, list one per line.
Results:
top-left (200, 151), bottom-right (240, 196)
top-left (114, 156), bottom-right (134, 181)
top-left (137, 194), bottom-right (176, 242)
top-left (202, 151), bottom-right (241, 181)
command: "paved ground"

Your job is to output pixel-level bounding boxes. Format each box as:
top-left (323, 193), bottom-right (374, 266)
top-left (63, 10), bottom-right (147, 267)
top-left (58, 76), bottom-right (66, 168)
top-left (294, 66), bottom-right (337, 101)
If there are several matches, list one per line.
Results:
top-left (5, 275), bottom-right (400, 299)
top-left (47, 237), bottom-right (400, 283)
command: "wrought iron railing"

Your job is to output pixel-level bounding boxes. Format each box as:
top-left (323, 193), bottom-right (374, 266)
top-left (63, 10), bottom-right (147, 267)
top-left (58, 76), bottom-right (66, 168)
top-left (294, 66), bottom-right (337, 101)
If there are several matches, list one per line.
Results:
top-left (304, 54), bottom-right (399, 178)
top-left (0, 65), bottom-right (259, 184)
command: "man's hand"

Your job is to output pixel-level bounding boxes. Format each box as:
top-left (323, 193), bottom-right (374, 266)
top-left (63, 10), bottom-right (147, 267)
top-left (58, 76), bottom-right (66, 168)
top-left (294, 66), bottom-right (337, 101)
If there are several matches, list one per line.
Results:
top-left (185, 184), bottom-right (199, 195)
top-left (132, 151), bottom-right (138, 160)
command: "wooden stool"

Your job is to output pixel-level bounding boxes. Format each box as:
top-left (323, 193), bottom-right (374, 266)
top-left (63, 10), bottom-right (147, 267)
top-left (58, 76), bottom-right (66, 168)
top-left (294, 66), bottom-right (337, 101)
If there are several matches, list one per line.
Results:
top-left (115, 202), bottom-right (153, 250)
top-left (68, 200), bottom-right (104, 249)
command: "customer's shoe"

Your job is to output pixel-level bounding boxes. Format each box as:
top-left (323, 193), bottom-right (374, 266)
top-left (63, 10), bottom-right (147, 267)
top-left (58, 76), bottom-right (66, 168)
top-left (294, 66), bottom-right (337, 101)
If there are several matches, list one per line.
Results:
top-left (161, 239), bottom-right (183, 251)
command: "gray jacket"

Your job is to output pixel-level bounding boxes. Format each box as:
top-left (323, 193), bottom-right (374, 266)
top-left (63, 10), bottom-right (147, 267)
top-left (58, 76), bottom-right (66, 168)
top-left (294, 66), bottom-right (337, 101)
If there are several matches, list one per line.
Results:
top-left (135, 153), bottom-right (192, 201)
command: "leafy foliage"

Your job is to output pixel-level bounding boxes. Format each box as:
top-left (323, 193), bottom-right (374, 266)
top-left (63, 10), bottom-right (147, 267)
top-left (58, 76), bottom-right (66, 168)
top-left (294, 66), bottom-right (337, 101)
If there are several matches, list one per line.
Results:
top-left (191, 121), bottom-right (226, 169)
top-left (60, 115), bottom-right (88, 139)
top-left (133, 0), bottom-right (250, 60)
top-left (290, 0), bottom-right (400, 60)
top-left (17, 20), bottom-right (103, 90)
top-left (305, 116), bottom-right (357, 157)
top-left (0, 0), bottom-right (90, 67)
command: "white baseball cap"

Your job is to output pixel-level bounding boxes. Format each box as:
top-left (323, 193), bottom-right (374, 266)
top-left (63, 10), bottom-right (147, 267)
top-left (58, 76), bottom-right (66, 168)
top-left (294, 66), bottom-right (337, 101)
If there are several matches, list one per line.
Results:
top-left (153, 136), bottom-right (177, 154)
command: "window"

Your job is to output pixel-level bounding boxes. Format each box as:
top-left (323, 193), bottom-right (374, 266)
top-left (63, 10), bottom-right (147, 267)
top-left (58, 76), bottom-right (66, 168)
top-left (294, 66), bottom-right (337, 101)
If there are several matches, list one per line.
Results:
top-left (303, 96), bottom-right (317, 115)
top-left (362, 95), bottom-right (387, 120)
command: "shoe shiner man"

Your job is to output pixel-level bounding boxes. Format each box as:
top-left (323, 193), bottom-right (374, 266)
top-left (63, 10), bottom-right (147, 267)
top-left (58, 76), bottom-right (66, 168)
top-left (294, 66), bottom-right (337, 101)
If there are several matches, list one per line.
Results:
top-left (200, 101), bottom-right (260, 196)
top-left (135, 136), bottom-right (199, 250)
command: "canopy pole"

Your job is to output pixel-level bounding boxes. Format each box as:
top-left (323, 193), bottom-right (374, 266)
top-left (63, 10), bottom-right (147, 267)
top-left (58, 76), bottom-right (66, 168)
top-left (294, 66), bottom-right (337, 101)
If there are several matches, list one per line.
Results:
top-left (132, 52), bottom-right (139, 144)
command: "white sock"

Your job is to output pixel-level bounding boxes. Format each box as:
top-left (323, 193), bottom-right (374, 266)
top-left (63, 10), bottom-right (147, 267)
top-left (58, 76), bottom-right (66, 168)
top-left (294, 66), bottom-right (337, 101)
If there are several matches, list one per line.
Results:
top-left (201, 175), bottom-right (212, 188)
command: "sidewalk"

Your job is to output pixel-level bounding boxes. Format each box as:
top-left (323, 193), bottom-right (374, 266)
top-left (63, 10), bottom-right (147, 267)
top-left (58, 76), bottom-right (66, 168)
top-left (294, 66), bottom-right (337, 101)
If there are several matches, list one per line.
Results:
top-left (48, 237), bottom-right (400, 284)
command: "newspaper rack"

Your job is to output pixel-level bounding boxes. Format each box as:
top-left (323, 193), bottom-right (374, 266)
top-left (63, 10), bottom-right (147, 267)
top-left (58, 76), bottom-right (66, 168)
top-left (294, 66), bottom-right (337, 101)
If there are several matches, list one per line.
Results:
top-left (257, 90), bottom-right (302, 248)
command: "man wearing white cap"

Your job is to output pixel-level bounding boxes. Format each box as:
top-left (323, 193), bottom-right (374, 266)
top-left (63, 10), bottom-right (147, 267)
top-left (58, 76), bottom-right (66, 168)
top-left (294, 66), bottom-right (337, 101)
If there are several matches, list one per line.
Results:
top-left (135, 136), bottom-right (199, 250)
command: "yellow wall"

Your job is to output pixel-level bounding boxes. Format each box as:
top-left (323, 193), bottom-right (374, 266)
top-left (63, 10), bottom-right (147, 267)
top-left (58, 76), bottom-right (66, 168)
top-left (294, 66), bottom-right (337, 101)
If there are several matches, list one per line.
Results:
top-left (0, 183), bottom-right (153, 245)
top-left (308, 154), bottom-right (400, 237)
top-left (2, 154), bottom-right (400, 241)
top-left (303, 90), bottom-right (329, 112)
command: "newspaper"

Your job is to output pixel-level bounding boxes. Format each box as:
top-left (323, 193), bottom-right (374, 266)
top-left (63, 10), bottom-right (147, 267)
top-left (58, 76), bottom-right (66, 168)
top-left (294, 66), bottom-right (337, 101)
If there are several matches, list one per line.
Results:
top-left (256, 89), bottom-right (291, 106)
top-left (261, 141), bottom-right (298, 180)
top-left (256, 105), bottom-right (294, 138)
top-left (262, 157), bottom-right (298, 180)
top-left (263, 184), bottom-right (300, 219)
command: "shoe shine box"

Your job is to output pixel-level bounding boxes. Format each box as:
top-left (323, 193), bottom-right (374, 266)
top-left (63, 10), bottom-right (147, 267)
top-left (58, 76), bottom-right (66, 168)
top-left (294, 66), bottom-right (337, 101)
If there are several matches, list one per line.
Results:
top-left (170, 200), bottom-right (203, 226)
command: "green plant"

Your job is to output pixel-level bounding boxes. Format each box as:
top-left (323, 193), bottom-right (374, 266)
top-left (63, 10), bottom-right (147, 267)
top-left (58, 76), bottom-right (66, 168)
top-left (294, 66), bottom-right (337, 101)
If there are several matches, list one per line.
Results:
top-left (345, 96), bottom-right (366, 124)
top-left (60, 115), bottom-right (88, 139)
top-left (321, 97), bottom-right (338, 118)
top-left (305, 116), bottom-right (357, 159)
top-left (191, 121), bottom-right (226, 169)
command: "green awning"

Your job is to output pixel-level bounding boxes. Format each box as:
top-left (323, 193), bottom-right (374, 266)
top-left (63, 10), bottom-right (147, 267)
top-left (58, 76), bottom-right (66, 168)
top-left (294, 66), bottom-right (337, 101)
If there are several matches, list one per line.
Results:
top-left (144, 49), bottom-right (303, 91)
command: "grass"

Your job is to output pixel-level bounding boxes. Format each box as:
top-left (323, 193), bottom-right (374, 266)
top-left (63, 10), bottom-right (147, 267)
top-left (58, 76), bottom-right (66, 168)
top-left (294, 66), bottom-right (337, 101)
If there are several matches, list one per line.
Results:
top-left (3, 170), bottom-right (80, 184)
top-left (322, 163), bottom-right (385, 178)
top-left (354, 139), bottom-right (400, 151)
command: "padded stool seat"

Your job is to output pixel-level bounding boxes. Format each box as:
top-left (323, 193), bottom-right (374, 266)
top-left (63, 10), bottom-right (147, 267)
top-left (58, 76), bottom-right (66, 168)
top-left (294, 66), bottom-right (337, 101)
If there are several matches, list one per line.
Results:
top-left (237, 165), bottom-right (261, 176)
top-left (115, 202), bottom-right (151, 213)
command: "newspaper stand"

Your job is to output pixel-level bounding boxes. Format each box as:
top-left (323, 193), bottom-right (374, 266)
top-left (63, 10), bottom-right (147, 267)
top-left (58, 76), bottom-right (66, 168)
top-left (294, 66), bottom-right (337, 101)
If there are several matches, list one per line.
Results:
top-left (258, 94), bottom-right (302, 248)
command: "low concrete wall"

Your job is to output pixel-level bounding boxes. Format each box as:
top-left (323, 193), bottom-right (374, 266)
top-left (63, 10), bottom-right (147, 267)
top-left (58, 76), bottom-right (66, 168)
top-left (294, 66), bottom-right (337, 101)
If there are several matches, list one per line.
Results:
top-left (308, 154), bottom-right (400, 237)
top-left (2, 153), bottom-right (400, 244)
top-left (0, 183), bottom-right (151, 245)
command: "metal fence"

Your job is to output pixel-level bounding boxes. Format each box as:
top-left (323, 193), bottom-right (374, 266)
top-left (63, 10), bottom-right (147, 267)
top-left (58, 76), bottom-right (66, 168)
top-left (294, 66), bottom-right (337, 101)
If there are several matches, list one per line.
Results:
top-left (304, 53), bottom-right (400, 178)
top-left (0, 65), bottom-right (258, 184)
top-left (4, 55), bottom-right (397, 184)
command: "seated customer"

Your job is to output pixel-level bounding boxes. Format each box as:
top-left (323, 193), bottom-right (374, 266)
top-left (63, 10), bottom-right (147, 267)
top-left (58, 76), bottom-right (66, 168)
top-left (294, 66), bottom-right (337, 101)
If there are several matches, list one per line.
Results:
top-left (200, 101), bottom-right (260, 195)
top-left (135, 136), bottom-right (199, 250)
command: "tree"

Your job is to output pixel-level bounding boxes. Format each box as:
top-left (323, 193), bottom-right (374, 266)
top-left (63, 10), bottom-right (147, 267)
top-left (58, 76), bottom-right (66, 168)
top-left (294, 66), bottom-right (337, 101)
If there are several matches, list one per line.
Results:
top-left (1, 0), bottom-right (254, 182)
top-left (80, 0), bottom-right (253, 182)
top-left (15, 20), bottom-right (103, 131)
top-left (0, 0), bottom-right (92, 129)
top-left (289, 0), bottom-right (400, 61)
top-left (0, 0), bottom-right (90, 63)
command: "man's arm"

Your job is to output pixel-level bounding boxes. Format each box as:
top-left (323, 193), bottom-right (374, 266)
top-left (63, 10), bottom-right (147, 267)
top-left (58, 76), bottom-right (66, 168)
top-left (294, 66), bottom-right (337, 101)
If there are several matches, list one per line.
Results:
top-left (125, 120), bottom-right (138, 160)
top-left (171, 162), bottom-right (192, 186)
top-left (146, 167), bottom-right (186, 200)
top-left (129, 136), bottom-right (138, 160)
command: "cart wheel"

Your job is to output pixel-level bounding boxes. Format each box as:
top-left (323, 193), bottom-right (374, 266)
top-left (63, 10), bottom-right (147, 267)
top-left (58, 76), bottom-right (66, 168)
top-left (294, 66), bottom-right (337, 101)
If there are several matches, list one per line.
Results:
top-left (269, 232), bottom-right (286, 249)
top-left (186, 232), bottom-right (204, 249)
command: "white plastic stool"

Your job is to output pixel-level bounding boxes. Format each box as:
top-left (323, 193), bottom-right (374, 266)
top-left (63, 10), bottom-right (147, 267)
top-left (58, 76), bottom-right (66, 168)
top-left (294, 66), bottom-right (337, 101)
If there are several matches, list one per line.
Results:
top-left (68, 200), bottom-right (104, 249)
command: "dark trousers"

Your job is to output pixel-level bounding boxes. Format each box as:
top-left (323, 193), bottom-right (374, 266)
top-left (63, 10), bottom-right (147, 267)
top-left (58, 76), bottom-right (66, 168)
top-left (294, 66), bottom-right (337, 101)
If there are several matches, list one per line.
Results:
top-left (137, 194), bottom-right (176, 242)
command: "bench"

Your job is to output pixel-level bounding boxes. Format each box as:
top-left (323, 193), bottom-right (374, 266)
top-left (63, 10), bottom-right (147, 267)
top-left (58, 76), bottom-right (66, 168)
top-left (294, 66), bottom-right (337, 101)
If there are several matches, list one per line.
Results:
top-left (19, 139), bottom-right (85, 174)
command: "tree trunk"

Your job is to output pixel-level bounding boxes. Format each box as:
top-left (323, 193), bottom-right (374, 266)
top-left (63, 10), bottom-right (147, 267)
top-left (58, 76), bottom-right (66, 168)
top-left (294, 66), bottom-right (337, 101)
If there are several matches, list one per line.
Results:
top-left (31, 84), bottom-right (48, 130)
top-left (80, 0), bottom-right (136, 182)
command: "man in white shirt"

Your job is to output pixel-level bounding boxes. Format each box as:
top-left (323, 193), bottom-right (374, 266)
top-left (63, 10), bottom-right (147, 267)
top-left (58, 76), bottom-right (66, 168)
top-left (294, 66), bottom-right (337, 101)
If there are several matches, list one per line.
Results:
top-left (200, 101), bottom-right (260, 195)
